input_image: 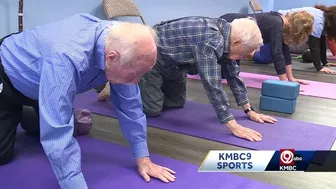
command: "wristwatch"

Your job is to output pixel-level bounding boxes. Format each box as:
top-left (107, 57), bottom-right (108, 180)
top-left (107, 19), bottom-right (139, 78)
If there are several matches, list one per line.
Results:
top-left (244, 107), bottom-right (255, 114)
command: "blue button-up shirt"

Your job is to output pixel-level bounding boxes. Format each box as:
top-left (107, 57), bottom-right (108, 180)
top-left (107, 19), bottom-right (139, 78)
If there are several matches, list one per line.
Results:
top-left (0, 13), bottom-right (148, 189)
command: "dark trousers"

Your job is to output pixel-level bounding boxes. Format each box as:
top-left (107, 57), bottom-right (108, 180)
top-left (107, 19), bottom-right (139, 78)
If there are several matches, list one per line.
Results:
top-left (0, 60), bottom-right (40, 165)
top-left (139, 61), bottom-right (187, 117)
top-left (0, 34), bottom-right (83, 166)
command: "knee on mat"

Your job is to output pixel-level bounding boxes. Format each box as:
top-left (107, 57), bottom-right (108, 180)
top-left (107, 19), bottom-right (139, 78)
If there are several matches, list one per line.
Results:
top-left (20, 123), bottom-right (40, 137)
top-left (174, 104), bottom-right (184, 108)
top-left (176, 100), bottom-right (186, 108)
top-left (164, 103), bottom-right (185, 109)
top-left (21, 106), bottom-right (40, 137)
top-left (164, 99), bottom-right (186, 109)
top-left (144, 110), bottom-right (161, 117)
top-left (0, 151), bottom-right (15, 166)
top-left (302, 49), bottom-right (312, 63)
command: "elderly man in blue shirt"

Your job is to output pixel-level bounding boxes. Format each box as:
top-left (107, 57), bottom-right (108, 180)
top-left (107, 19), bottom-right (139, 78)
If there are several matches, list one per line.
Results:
top-left (0, 13), bottom-right (175, 188)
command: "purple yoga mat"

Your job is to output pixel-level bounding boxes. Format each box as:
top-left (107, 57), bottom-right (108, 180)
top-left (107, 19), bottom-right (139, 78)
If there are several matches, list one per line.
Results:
top-left (73, 91), bottom-right (336, 152)
top-left (0, 131), bottom-right (282, 189)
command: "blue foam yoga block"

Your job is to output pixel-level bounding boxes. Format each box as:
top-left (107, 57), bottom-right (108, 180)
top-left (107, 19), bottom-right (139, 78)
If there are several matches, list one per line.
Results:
top-left (260, 96), bottom-right (297, 114)
top-left (261, 80), bottom-right (300, 100)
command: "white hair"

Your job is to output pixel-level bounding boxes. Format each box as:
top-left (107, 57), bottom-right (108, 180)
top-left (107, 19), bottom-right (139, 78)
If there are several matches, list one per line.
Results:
top-left (104, 22), bottom-right (158, 66)
top-left (230, 17), bottom-right (263, 50)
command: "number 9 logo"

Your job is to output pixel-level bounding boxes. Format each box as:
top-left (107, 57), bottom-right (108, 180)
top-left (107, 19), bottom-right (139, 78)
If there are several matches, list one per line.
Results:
top-left (280, 150), bottom-right (294, 164)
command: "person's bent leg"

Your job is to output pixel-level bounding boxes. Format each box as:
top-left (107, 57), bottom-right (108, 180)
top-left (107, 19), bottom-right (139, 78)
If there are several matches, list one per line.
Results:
top-left (20, 105), bottom-right (40, 137)
top-left (20, 104), bottom-right (88, 138)
top-left (0, 100), bottom-right (22, 165)
top-left (139, 64), bottom-right (164, 117)
top-left (301, 49), bottom-right (313, 63)
top-left (162, 71), bottom-right (187, 109)
top-left (0, 59), bottom-right (23, 165)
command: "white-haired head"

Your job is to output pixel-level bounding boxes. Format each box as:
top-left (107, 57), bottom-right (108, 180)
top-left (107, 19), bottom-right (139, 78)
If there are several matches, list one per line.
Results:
top-left (103, 22), bottom-right (158, 84)
top-left (229, 17), bottom-right (263, 60)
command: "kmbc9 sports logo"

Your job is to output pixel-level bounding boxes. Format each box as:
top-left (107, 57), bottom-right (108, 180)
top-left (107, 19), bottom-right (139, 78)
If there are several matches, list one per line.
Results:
top-left (279, 149), bottom-right (302, 171)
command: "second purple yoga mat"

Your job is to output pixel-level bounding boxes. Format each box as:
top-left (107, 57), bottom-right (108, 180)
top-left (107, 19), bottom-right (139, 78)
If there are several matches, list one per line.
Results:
top-left (0, 130), bottom-right (282, 189)
top-left (74, 91), bottom-right (336, 151)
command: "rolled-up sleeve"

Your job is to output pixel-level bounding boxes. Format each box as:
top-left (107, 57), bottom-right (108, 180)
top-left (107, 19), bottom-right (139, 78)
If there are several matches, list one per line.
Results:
top-left (109, 83), bottom-right (149, 158)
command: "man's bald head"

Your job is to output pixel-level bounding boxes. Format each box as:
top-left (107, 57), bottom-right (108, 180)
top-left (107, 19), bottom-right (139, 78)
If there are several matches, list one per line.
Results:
top-left (104, 22), bottom-right (158, 84)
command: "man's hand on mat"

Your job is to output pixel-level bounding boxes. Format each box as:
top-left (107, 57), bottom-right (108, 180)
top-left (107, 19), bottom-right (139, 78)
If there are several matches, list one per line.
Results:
top-left (247, 111), bottom-right (277, 124)
top-left (137, 157), bottom-right (176, 183)
top-left (320, 67), bottom-right (336, 74)
top-left (226, 120), bottom-right (262, 142)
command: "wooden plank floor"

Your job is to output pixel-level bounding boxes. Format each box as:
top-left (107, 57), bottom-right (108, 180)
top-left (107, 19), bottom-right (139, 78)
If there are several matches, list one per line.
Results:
top-left (89, 62), bottom-right (336, 189)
